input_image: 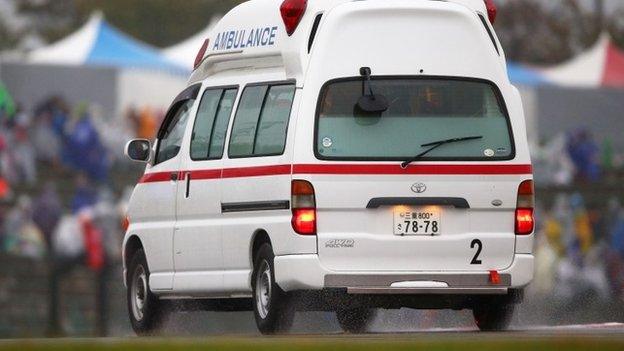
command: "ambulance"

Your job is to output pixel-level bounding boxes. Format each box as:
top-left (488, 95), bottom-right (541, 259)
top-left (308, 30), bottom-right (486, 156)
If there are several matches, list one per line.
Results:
top-left (123, 0), bottom-right (535, 335)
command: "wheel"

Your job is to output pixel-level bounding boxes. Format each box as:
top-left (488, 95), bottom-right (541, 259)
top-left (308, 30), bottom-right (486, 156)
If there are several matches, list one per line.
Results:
top-left (127, 248), bottom-right (167, 335)
top-left (252, 243), bottom-right (295, 335)
top-left (336, 308), bottom-right (376, 333)
top-left (473, 302), bottom-right (515, 331)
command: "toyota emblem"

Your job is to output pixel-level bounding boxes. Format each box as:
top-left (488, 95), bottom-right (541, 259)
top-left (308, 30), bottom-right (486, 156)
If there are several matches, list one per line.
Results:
top-left (411, 183), bottom-right (427, 193)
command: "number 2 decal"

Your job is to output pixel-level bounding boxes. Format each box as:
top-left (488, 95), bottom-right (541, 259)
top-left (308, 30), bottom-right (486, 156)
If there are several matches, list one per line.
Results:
top-left (470, 239), bottom-right (483, 265)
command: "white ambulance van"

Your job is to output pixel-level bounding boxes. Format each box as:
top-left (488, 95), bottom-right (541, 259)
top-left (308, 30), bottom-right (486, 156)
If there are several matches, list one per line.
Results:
top-left (123, 0), bottom-right (534, 335)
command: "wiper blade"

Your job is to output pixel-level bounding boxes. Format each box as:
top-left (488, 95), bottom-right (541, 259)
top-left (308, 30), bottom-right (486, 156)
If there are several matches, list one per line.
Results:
top-left (400, 135), bottom-right (483, 169)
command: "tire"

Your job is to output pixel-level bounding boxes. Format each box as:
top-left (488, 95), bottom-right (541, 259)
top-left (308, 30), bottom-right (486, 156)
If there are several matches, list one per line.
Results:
top-left (126, 248), bottom-right (167, 335)
top-left (252, 243), bottom-right (295, 335)
top-left (336, 308), bottom-right (376, 334)
top-left (473, 302), bottom-right (515, 331)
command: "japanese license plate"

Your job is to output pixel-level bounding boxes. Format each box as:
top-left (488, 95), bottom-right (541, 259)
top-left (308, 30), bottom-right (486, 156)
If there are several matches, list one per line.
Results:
top-left (394, 208), bottom-right (441, 236)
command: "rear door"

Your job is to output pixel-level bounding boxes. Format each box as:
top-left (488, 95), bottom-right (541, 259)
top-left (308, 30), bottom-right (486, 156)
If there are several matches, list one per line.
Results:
top-left (307, 78), bottom-right (531, 272)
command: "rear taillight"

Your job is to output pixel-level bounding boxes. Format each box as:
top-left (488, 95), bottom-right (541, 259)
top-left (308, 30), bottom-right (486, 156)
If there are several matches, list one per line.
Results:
top-left (515, 180), bottom-right (534, 235)
top-left (194, 38), bottom-right (209, 69)
top-left (484, 0), bottom-right (497, 24)
top-left (280, 0), bottom-right (307, 36)
top-left (291, 180), bottom-right (316, 235)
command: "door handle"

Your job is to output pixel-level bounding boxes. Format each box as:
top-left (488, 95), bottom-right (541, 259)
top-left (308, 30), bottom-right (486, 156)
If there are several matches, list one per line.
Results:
top-left (170, 172), bottom-right (178, 181)
top-left (185, 172), bottom-right (191, 198)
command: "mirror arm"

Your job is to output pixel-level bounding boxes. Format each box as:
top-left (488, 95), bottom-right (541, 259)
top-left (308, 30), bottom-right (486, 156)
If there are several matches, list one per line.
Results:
top-left (360, 66), bottom-right (374, 98)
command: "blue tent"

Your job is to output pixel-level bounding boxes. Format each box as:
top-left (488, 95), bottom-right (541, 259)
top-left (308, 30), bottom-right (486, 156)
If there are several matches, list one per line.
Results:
top-left (88, 20), bottom-right (187, 73)
top-left (507, 61), bottom-right (550, 86)
top-left (30, 13), bottom-right (188, 74)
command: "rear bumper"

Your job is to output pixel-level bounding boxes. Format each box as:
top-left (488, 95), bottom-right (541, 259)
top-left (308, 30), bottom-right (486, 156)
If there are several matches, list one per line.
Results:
top-left (274, 253), bottom-right (533, 293)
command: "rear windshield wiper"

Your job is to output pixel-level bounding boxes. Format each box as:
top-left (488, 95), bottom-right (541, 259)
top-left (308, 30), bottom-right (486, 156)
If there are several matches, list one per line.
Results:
top-left (400, 136), bottom-right (483, 169)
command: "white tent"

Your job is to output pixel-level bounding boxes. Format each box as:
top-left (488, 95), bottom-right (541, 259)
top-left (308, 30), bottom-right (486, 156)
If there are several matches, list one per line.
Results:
top-left (540, 34), bottom-right (610, 88)
top-left (162, 17), bottom-right (221, 70)
top-left (29, 12), bottom-right (102, 65)
top-left (540, 34), bottom-right (624, 89)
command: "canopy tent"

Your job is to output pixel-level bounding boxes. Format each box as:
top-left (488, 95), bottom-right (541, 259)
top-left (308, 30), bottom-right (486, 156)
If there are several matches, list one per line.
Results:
top-left (29, 12), bottom-right (186, 74)
top-left (507, 62), bottom-right (550, 86)
top-left (541, 34), bottom-right (624, 88)
top-left (162, 17), bottom-right (221, 70)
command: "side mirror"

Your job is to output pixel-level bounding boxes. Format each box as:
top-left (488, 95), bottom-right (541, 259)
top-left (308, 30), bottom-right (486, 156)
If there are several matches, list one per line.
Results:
top-left (125, 139), bottom-right (151, 163)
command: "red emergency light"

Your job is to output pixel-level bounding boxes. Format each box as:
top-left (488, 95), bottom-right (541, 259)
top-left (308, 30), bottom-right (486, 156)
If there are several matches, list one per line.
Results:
top-left (484, 0), bottom-right (497, 24)
top-left (194, 38), bottom-right (210, 70)
top-left (280, 0), bottom-right (307, 36)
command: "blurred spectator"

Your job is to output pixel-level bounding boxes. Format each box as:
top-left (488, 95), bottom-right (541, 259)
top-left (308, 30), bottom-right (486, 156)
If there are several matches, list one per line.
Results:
top-left (13, 123), bottom-right (37, 185)
top-left (0, 81), bottom-right (16, 123)
top-left (48, 97), bottom-right (70, 139)
top-left (94, 187), bottom-right (122, 263)
top-left (570, 193), bottom-right (594, 256)
top-left (0, 131), bottom-right (19, 185)
top-left (63, 103), bottom-right (110, 182)
top-left (126, 105), bottom-right (158, 140)
top-left (0, 176), bottom-right (11, 202)
top-left (2, 195), bottom-right (46, 259)
top-left (49, 212), bottom-right (85, 336)
top-left (601, 139), bottom-right (615, 172)
top-left (567, 128), bottom-right (602, 183)
top-left (137, 106), bottom-right (158, 140)
top-left (32, 108), bottom-right (62, 165)
top-left (534, 133), bottom-right (574, 186)
top-left (32, 182), bottom-right (62, 252)
top-left (533, 223), bottom-right (559, 296)
top-left (71, 174), bottom-right (98, 214)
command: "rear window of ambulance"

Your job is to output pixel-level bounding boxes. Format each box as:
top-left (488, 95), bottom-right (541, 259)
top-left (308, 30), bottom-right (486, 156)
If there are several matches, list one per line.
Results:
top-left (315, 78), bottom-right (514, 161)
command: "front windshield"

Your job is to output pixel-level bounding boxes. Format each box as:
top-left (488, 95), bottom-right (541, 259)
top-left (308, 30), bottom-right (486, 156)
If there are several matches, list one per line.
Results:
top-left (316, 78), bottom-right (514, 160)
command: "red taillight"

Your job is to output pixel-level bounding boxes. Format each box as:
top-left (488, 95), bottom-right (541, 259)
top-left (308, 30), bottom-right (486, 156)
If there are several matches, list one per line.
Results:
top-left (484, 0), bottom-right (497, 24)
top-left (291, 180), bottom-right (316, 235)
top-left (280, 0), bottom-right (307, 36)
top-left (515, 180), bottom-right (534, 235)
top-left (292, 208), bottom-right (316, 235)
top-left (194, 38), bottom-right (209, 69)
top-left (515, 208), bottom-right (534, 235)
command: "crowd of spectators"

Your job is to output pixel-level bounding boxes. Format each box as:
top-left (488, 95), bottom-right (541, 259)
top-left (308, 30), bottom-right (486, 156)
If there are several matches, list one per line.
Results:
top-left (0, 95), bottom-right (165, 263)
top-left (0, 94), bottom-right (164, 335)
top-left (532, 195), bottom-right (624, 308)
top-left (531, 129), bottom-right (624, 310)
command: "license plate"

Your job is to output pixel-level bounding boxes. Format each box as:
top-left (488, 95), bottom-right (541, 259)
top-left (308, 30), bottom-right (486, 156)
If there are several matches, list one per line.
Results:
top-left (394, 208), bottom-right (441, 236)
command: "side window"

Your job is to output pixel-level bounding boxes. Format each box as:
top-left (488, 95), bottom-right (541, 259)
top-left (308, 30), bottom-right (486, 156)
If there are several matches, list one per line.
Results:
top-left (190, 88), bottom-right (238, 160)
top-left (254, 85), bottom-right (295, 155)
top-left (228, 86), bottom-right (267, 157)
top-left (209, 89), bottom-right (237, 158)
top-left (155, 99), bottom-right (194, 165)
top-left (228, 83), bottom-right (295, 158)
